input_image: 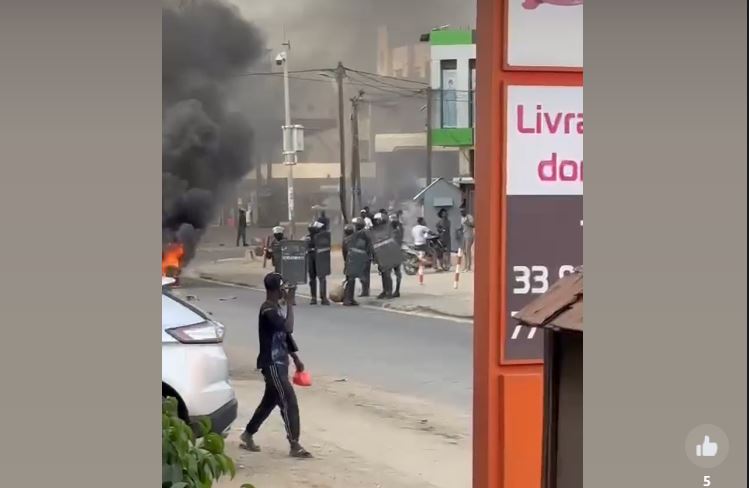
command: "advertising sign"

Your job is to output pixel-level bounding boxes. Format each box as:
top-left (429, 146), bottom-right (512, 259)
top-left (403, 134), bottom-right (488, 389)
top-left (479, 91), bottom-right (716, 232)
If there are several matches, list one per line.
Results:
top-left (506, 0), bottom-right (583, 69)
top-left (504, 85), bottom-right (583, 362)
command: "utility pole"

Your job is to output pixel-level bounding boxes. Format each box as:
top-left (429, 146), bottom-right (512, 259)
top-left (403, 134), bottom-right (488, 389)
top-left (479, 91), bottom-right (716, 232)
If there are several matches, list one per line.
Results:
top-left (350, 90), bottom-right (364, 216)
top-left (425, 87), bottom-right (433, 187)
top-left (279, 41), bottom-right (297, 238)
top-left (335, 62), bottom-right (348, 223)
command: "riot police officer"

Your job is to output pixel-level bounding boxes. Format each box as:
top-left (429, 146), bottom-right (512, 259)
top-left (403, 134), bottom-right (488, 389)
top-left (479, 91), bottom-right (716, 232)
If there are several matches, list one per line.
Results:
top-left (305, 221), bottom-right (330, 305)
top-left (265, 225), bottom-right (286, 270)
top-left (346, 217), bottom-right (374, 303)
top-left (373, 212), bottom-right (394, 299)
top-left (353, 217), bottom-right (372, 297)
top-left (341, 223), bottom-right (358, 306)
top-left (264, 226), bottom-right (297, 305)
top-left (388, 213), bottom-right (404, 298)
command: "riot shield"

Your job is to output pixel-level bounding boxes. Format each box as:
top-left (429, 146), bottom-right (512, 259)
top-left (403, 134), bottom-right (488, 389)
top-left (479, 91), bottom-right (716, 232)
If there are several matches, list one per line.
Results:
top-left (345, 232), bottom-right (370, 278)
top-left (279, 240), bottom-right (308, 285)
top-left (312, 231), bottom-right (332, 277)
top-left (371, 226), bottom-right (403, 270)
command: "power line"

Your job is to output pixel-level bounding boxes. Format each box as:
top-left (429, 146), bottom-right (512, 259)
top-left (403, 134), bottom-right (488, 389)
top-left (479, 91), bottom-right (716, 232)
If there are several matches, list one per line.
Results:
top-left (233, 68), bottom-right (334, 78)
top-left (344, 67), bottom-right (429, 86)
top-left (348, 69), bottom-right (429, 92)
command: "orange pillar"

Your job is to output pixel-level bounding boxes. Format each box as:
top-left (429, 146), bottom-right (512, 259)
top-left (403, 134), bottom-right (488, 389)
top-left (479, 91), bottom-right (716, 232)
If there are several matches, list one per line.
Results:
top-left (474, 1), bottom-right (583, 487)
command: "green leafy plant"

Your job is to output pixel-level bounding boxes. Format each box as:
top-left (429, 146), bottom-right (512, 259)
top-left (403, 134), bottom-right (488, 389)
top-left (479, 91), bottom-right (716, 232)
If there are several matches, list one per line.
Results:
top-left (162, 397), bottom-right (254, 488)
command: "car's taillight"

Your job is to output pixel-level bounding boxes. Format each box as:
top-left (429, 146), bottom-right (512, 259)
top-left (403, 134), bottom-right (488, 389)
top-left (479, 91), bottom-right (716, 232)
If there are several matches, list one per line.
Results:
top-left (166, 321), bottom-right (225, 344)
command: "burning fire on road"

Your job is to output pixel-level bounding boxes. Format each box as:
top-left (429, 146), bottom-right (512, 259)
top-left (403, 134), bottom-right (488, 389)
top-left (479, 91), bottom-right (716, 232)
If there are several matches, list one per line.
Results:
top-left (162, 242), bottom-right (185, 279)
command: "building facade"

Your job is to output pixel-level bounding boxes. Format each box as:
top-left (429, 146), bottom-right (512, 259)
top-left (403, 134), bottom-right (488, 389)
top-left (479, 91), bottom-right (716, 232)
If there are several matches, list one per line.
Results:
top-left (427, 28), bottom-right (476, 213)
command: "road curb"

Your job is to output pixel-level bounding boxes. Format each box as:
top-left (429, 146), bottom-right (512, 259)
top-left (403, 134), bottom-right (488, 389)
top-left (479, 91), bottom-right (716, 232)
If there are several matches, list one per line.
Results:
top-left (193, 273), bottom-right (474, 322)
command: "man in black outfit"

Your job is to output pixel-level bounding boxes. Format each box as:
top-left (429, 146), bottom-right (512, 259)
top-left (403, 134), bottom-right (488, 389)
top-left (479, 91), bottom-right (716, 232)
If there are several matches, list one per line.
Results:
top-left (305, 221), bottom-right (330, 305)
top-left (236, 206), bottom-right (248, 247)
top-left (388, 213), bottom-right (404, 298)
top-left (240, 273), bottom-right (312, 458)
top-left (353, 217), bottom-right (372, 297)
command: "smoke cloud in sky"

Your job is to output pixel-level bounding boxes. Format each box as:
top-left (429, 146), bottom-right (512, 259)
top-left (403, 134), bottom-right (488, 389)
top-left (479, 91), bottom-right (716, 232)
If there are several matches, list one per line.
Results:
top-left (162, 0), bottom-right (265, 264)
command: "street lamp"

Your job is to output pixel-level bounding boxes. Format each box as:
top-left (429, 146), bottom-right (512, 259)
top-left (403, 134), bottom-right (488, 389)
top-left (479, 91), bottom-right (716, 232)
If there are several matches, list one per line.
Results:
top-left (276, 45), bottom-right (303, 238)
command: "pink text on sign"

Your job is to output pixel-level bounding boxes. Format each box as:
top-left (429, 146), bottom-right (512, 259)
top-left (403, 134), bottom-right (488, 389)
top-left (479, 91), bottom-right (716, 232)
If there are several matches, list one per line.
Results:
top-left (537, 152), bottom-right (583, 182)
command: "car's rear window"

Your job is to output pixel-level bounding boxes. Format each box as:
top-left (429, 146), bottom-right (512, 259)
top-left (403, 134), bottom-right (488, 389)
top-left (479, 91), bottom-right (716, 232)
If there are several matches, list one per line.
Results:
top-left (162, 292), bottom-right (204, 329)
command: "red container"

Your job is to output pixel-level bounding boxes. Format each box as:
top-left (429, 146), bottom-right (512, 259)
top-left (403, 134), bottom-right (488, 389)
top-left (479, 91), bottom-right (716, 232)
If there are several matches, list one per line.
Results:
top-left (293, 370), bottom-right (312, 387)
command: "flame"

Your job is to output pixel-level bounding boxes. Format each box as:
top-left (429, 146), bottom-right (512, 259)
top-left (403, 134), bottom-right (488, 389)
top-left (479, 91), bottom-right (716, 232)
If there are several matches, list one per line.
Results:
top-left (162, 243), bottom-right (184, 277)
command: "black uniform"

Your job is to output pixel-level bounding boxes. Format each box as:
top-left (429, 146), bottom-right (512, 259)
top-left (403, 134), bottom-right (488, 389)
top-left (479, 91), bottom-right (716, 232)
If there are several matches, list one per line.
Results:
top-left (341, 231), bottom-right (357, 306)
top-left (343, 227), bottom-right (374, 305)
top-left (390, 221), bottom-right (404, 297)
top-left (354, 219), bottom-right (372, 297)
top-left (374, 221), bottom-right (394, 299)
top-left (245, 301), bottom-right (301, 445)
top-left (305, 229), bottom-right (329, 305)
top-left (266, 235), bottom-right (285, 270)
top-left (236, 209), bottom-right (248, 247)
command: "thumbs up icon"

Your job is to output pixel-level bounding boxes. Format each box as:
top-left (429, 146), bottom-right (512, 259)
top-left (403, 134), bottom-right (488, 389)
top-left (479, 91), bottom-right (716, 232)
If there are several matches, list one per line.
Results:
top-left (696, 436), bottom-right (719, 457)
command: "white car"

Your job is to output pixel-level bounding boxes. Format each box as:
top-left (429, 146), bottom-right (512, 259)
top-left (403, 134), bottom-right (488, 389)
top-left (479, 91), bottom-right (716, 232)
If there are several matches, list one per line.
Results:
top-left (162, 277), bottom-right (237, 436)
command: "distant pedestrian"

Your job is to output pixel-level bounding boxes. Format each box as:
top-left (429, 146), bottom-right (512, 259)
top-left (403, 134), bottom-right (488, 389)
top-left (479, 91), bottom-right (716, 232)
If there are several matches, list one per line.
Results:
top-left (236, 206), bottom-right (248, 247)
top-left (436, 208), bottom-right (451, 269)
top-left (241, 273), bottom-right (312, 458)
top-left (459, 208), bottom-right (475, 271)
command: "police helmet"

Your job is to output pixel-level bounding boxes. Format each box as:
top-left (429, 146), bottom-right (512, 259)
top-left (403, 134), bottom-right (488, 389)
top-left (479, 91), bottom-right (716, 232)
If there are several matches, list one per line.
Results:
top-left (343, 224), bottom-right (355, 236)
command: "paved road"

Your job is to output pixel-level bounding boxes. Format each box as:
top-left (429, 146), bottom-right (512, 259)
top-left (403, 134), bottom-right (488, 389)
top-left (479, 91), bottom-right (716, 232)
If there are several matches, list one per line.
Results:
top-left (176, 279), bottom-right (473, 412)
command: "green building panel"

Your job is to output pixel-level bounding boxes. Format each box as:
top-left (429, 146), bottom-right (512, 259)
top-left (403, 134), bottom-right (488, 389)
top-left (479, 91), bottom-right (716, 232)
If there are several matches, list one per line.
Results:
top-left (431, 128), bottom-right (474, 147)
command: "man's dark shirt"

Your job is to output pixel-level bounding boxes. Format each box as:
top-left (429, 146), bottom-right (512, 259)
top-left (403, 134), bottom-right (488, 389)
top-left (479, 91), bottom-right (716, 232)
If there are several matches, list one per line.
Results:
top-left (256, 301), bottom-right (293, 369)
top-left (392, 224), bottom-right (404, 246)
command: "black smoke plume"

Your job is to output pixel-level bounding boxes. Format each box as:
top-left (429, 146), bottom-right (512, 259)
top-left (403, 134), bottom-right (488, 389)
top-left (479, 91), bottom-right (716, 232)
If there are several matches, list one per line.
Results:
top-left (162, 0), bottom-right (264, 265)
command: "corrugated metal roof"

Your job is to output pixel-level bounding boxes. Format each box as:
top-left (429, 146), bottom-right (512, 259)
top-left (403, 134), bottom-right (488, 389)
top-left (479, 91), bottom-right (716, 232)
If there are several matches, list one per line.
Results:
top-left (515, 267), bottom-right (583, 332)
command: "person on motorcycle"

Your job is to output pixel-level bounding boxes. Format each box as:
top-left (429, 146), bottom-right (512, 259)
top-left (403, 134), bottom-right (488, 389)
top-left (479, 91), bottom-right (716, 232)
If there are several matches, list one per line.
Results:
top-left (411, 217), bottom-right (430, 253)
top-left (389, 213), bottom-right (404, 298)
top-left (372, 212), bottom-right (393, 299)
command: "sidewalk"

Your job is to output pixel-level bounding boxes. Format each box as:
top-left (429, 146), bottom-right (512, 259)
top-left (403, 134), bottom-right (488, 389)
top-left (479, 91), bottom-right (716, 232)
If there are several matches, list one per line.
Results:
top-left (187, 250), bottom-right (474, 320)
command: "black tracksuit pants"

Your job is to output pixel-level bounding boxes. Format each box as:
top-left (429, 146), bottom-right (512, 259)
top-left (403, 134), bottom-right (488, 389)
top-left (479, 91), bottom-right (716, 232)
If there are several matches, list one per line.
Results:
top-left (245, 364), bottom-right (300, 444)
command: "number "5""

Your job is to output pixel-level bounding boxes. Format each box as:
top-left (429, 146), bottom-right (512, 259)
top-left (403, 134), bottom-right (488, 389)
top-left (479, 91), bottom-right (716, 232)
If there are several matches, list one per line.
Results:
top-left (513, 266), bottom-right (549, 294)
top-left (703, 475), bottom-right (711, 487)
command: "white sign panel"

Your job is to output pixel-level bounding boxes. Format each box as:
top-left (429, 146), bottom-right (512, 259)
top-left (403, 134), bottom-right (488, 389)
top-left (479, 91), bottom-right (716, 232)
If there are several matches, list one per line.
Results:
top-left (507, 0), bottom-right (583, 69)
top-left (506, 85), bottom-right (583, 196)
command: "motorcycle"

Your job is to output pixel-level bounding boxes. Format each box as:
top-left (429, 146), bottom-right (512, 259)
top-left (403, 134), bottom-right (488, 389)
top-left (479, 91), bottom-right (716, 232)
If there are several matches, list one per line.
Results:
top-left (402, 234), bottom-right (451, 275)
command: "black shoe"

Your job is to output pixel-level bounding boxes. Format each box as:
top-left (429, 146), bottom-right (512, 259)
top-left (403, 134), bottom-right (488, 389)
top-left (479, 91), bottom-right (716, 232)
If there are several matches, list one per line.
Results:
top-left (392, 291), bottom-right (400, 298)
top-left (239, 431), bottom-right (261, 452)
top-left (310, 299), bottom-right (317, 305)
top-left (289, 443), bottom-right (313, 458)
top-left (343, 301), bottom-right (359, 307)
top-left (376, 292), bottom-right (388, 299)
top-left (320, 299), bottom-right (331, 306)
